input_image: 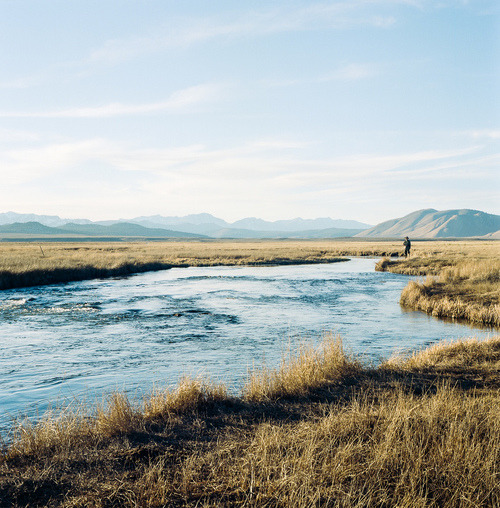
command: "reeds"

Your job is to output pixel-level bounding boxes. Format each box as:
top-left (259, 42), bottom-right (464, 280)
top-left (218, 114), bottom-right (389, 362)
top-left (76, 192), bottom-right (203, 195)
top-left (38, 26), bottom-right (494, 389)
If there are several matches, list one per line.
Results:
top-left (174, 383), bottom-right (499, 507)
top-left (143, 376), bottom-right (229, 419)
top-left (385, 334), bottom-right (500, 372)
top-left (400, 279), bottom-right (500, 327)
top-left (1, 336), bottom-right (499, 507)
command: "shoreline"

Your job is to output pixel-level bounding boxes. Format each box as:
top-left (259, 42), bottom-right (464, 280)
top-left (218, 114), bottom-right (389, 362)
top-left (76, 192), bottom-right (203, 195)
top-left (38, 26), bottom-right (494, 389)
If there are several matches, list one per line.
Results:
top-left (0, 239), bottom-right (403, 292)
top-left (0, 257), bottom-right (351, 291)
top-left (376, 251), bottom-right (500, 327)
top-left (1, 240), bottom-right (498, 329)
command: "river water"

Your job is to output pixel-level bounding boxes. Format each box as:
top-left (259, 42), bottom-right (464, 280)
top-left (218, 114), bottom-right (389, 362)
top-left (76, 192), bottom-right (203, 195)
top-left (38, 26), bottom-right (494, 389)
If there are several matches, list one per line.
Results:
top-left (0, 258), bottom-right (494, 430)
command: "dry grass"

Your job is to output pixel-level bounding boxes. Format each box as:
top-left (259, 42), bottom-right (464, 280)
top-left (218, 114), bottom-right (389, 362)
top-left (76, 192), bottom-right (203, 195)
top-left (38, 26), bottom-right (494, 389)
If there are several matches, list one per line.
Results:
top-left (385, 334), bottom-right (500, 373)
top-left (1, 336), bottom-right (499, 507)
top-left (375, 241), bottom-right (500, 326)
top-left (1, 240), bottom-right (499, 505)
top-left (0, 239), bottom-right (403, 290)
top-left (143, 377), bottom-right (229, 420)
top-left (173, 383), bottom-right (499, 508)
top-left (243, 334), bottom-right (360, 401)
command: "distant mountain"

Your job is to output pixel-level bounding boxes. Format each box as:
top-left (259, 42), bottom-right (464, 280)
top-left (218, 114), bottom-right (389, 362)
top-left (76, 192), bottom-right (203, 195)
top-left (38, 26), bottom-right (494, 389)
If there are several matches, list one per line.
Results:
top-left (209, 227), bottom-right (365, 239)
top-left (110, 213), bottom-right (230, 229)
top-left (0, 212), bottom-right (91, 226)
top-left (0, 221), bottom-right (206, 239)
top-left (0, 222), bottom-right (69, 235)
top-left (355, 209), bottom-right (500, 238)
top-left (130, 221), bottom-right (225, 236)
top-left (60, 222), bottom-right (205, 238)
top-left (2, 210), bottom-right (498, 240)
top-left (230, 217), bottom-right (370, 232)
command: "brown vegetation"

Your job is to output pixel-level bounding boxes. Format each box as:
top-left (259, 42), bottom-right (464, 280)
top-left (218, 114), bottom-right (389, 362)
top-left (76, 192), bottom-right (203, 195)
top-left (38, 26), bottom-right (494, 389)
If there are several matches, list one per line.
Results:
top-left (0, 240), bottom-right (405, 290)
top-left (1, 335), bottom-right (499, 507)
top-left (375, 241), bottom-right (500, 326)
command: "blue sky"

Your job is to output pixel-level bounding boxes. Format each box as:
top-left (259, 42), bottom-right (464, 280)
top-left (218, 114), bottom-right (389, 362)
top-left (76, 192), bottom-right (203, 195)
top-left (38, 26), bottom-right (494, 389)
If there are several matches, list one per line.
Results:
top-left (0, 0), bottom-right (498, 223)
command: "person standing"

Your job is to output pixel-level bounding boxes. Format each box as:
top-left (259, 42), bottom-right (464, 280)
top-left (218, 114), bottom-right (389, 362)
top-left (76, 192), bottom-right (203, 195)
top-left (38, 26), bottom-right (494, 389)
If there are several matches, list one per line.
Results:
top-left (403, 236), bottom-right (411, 257)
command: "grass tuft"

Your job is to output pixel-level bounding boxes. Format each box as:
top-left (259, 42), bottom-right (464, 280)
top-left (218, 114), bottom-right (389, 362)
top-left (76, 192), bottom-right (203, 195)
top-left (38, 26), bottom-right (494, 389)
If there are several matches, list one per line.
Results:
top-left (243, 334), bottom-right (361, 401)
top-left (143, 377), bottom-right (229, 419)
top-left (376, 243), bottom-right (500, 326)
top-left (384, 335), bottom-right (500, 372)
top-left (95, 392), bottom-right (138, 437)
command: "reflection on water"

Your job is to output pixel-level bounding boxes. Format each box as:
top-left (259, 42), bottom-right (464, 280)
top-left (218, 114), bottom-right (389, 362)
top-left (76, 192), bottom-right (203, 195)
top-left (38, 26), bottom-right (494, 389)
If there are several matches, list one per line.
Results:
top-left (0, 258), bottom-right (494, 429)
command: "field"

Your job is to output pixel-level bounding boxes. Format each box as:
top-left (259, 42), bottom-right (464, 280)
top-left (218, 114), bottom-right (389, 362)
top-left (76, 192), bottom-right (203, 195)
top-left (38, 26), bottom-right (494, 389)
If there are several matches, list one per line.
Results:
top-left (0, 239), bottom-right (499, 506)
top-left (0, 240), bottom-right (401, 290)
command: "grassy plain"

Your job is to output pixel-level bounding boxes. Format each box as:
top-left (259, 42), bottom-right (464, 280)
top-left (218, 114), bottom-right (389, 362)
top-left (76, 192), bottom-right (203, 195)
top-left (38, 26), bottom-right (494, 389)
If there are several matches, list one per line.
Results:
top-left (0, 239), bottom-right (405, 290)
top-left (1, 335), bottom-right (499, 507)
top-left (1, 239), bottom-right (497, 326)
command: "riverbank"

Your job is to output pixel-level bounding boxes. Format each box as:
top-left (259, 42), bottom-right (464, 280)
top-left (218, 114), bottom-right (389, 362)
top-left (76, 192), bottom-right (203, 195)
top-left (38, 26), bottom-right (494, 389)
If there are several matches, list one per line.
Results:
top-left (2, 239), bottom-right (497, 292)
top-left (375, 241), bottom-right (500, 326)
top-left (0, 240), bottom-right (405, 290)
top-left (1, 334), bottom-right (499, 507)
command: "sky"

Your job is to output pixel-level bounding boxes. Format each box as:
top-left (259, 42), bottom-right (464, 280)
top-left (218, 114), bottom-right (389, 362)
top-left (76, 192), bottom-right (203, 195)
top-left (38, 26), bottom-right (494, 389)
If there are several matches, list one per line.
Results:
top-left (0, 0), bottom-right (498, 224)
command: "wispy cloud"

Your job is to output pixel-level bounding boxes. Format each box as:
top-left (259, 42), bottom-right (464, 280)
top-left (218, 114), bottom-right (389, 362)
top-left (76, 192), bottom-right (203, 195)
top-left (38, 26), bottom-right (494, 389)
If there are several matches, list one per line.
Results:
top-left (87, 3), bottom-right (398, 65)
top-left (85, 0), bottom-right (485, 66)
top-left (459, 129), bottom-right (500, 140)
top-left (263, 63), bottom-right (380, 88)
top-left (1, 135), bottom-right (487, 183)
top-left (0, 84), bottom-right (224, 119)
top-left (1, 135), bottom-right (496, 221)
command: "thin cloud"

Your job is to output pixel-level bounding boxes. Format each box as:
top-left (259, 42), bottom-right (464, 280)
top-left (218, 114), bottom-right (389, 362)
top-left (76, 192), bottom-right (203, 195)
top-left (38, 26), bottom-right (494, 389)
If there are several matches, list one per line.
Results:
top-left (1, 136), bottom-right (486, 184)
top-left (461, 130), bottom-right (500, 140)
top-left (87, 3), bottom-right (398, 65)
top-left (2, 136), bottom-right (497, 221)
top-left (263, 63), bottom-right (380, 88)
top-left (0, 84), bottom-right (223, 119)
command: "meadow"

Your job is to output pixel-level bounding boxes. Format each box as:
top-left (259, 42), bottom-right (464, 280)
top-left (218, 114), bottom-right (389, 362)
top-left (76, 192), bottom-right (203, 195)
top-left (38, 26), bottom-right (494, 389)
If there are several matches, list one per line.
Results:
top-left (0, 239), bottom-right (499, 506)
top-left (0, 239), bottom-right (403, 290)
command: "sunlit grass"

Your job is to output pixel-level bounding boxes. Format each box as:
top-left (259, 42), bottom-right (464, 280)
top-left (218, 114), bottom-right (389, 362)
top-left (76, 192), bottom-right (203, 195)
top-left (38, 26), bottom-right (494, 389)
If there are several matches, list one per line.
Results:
top-left (0, 239), bottom-right (403, 289)
top-left (243, 334), bottom-right (360, 401)
top-left (376, 241), bottom-right (500, 325)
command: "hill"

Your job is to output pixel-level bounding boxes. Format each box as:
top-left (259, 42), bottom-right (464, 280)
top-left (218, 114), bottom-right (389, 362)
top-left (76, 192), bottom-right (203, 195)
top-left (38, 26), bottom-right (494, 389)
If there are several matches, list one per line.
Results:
top-left (0, 222), bottom-right (206, 239)
top-left (356, 209), bottom-right (500, 238)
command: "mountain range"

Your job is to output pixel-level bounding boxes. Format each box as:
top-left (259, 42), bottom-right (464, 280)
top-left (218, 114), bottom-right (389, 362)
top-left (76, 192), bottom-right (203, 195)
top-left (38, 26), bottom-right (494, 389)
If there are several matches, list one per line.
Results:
top-left (355, 209), bottom-right (500, 239)
top-left (0, 212), bottom-right (370, 239)
top-left (0, 209), bottom-right (498, 240)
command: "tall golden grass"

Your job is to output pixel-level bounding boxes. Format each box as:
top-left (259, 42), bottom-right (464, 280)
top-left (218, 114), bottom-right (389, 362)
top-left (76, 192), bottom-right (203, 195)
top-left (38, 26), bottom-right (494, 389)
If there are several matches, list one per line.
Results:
top-left (243, 334), bottom-right (360, 401)
top-left (376, 241), bottom-right (500, 326)
top-left (1, 335), bottom-right (499, 507)
top-left (174, 383), bottom-right (499, 507)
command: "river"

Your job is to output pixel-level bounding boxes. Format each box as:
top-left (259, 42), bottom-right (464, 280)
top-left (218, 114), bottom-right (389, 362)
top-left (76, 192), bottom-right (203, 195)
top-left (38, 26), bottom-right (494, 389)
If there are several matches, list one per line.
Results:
top-left (0, 258), bottom-right (494, 431)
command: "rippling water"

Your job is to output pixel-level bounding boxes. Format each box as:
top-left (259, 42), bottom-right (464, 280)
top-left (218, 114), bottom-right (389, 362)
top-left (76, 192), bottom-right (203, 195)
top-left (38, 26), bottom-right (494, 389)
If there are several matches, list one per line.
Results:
top-left (0, 258), bottom-right (494, 430)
